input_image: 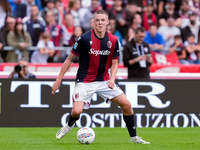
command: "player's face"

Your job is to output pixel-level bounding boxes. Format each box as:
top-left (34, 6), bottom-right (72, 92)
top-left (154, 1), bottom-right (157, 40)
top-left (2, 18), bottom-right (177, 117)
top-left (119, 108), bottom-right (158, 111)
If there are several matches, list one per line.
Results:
top-left (93, 14), bottom-right (109, 33)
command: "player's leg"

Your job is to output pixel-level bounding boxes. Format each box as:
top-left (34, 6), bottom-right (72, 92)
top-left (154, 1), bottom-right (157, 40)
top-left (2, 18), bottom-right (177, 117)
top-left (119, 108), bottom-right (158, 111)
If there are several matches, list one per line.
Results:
top-left (56, 101), bottom-right (84, 140)
top-left (111, 94), bottom-right (136, 136)
top-left (56, 82), bottom-right (94, 140)
top-left (111, 94), bottom-right (150, 144)
top-left (68, 101), bottom-right (84, 126)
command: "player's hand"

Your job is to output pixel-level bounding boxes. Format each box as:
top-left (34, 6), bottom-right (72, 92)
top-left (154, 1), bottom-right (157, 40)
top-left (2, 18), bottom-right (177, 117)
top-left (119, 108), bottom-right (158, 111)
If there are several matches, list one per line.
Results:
top-left (51, 80), bottom-right (61, 94)
top-left (107, 80), bottom-right (115, 89)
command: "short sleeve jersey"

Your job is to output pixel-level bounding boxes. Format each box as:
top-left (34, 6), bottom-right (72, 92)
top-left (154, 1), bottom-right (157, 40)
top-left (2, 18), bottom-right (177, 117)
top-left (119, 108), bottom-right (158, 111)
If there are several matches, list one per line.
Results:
top-left (71, 30), bottom-right (120, 83)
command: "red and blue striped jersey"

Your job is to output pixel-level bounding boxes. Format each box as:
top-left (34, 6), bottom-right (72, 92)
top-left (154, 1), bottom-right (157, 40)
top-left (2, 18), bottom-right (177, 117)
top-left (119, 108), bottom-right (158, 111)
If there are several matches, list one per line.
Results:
top-left (71, 30), bottom-right (120, 83)
top-left (45, 24), bottom-right (63, 46)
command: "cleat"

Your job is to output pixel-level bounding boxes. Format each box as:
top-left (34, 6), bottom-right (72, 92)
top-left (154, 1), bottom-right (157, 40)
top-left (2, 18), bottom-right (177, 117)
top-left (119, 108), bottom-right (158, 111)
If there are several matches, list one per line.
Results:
top-left (131, 136), bottom-right (150, 144)
top-left (56, 123), bottom-right (73, 139)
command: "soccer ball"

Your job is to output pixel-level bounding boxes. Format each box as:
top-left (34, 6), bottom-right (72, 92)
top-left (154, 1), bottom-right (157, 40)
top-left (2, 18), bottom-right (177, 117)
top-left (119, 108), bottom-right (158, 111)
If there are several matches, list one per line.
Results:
top-left (77, 127), bottom-right (95, 144)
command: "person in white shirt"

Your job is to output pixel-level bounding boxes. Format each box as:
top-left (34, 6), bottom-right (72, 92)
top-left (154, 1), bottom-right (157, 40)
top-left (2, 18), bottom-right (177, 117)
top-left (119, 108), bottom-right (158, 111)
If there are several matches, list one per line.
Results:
top-left (31, 32), bottom-right (55, 64)
top-left (157, 17), bottom-right (181, 49)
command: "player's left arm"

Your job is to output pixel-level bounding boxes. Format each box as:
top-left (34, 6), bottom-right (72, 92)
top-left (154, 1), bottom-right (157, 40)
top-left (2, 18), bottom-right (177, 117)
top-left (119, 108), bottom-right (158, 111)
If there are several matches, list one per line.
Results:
top-left (107, 59), bottom-right (118, 89)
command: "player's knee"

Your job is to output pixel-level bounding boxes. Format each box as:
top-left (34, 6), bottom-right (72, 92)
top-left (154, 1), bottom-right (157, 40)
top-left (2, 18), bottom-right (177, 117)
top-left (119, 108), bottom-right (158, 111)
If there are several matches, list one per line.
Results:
top-left (121, 101), bottom-right (133, 114)
top-left (71, 109), bottom-right (82, 117)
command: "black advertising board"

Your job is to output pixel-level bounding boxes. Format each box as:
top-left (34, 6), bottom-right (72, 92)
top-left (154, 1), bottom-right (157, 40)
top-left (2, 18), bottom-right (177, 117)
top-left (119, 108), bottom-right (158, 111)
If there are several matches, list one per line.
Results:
top-left (0, 79), bottom-right (200, 128)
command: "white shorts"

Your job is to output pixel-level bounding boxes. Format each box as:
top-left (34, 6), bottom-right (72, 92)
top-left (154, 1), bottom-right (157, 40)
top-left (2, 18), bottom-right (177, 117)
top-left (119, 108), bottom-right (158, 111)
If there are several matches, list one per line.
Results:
top-left (72, 81), bottom-right (124, 109)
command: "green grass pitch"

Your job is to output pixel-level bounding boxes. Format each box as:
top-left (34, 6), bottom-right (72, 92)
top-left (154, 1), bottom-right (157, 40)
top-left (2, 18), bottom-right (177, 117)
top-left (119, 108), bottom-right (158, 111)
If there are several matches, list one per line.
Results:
top-left (0, 127), bottom-right (199, 150)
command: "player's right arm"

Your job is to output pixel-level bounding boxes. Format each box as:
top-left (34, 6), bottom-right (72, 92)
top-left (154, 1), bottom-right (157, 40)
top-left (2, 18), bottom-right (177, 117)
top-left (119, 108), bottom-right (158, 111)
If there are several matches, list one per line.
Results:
top-left (51, 53), bottom-right (76, 94)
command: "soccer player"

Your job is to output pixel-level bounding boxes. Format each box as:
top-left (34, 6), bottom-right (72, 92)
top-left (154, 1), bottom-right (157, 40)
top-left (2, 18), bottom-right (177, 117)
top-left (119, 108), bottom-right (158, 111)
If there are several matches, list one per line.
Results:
top-left (51, 10), bottom-right (150, 144)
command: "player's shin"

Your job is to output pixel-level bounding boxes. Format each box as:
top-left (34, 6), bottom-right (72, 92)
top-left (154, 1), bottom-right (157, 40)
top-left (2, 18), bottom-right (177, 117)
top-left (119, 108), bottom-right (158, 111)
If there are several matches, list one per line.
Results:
top-left (68, 112), bottom-right (80, 126)
top-left (123, 114), bottom-right (137, 137)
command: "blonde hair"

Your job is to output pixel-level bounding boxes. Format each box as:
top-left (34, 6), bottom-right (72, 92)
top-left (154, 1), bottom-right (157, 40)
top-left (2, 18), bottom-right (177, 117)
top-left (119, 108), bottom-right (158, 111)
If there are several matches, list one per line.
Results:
top-left (94, 10), bottom-right (109, 18)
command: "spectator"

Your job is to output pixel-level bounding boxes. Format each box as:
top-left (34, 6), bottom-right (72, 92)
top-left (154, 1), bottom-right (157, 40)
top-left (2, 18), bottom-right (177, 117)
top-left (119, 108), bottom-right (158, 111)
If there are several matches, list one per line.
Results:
top-left (9, 58), bottom-right (36, 79)
top-left (181, 11), bottom-right (200, 43)
top-left (68, 26), bottom-right (82, 46)
top-left (91, 0), bottom-right (102, 13)
top-left (143, 0), bottom-right (157, 31)
top-left (34, 0), bottom-right (43, 10)
top-left (23, 5), bottom-right (46, 54)
top-left (67, 26), bottom-right (82, 62)
top-left (84, 18), bottom-right (95, 32)
top-left (188, 0), bottom-right (199, 15)
top-left (129, 0), bottom-right (143, 13)
top-left (158, 0), bottom-right (182, 17)
top-left (144, 24), bottom-right (165, 53)
top-left (23, 0), bottom-right (35, 17)
top-left (123, 27), bottom-right (153, 79)
top-left (106, 23), bottom-right (112, 33)
top-left (159, 0), bottom-right (182, 28)
top-left (101, 0), bottom-right (114, 10)
top-left (158, 17), bottom-right (181, 49)
top-left (0, 32), bottom-right (5, 50)
top-left (0, 15), bottom-right (16, 62)
top-left (107, 0), bottom-right (131, 38)
top-left (15, 0), bottom-right (27, 18)
top-left (79, 5), bottom-right (94, 33)
top-left (55, 0), bottom-right (62, 10)
top-left (56, 0), bottom-right (65, 25)
top-left (62, 13), bottom-right (74, 46)
top-left (125, 27), bottom-right (135, 43)
top-left (179, 0), bottom-right (190, 28)
top-left (7, 18), bottom-right (32, 62)
top-left (0, 32), bottom-right (5, 62)
top-left (45, 10), bottom-right (63, 62)
top-left (108, 18), bottom-right (124, 45)
top-left (61, 0), bottom-right (71, 9)
top-left (67, 0), bottom-right (81, 27)
top-left (41, 0), bottom-right (50, 8)
top-left (130, 13), bottom-right (142, 30)
top-left (0, 0), bottom-right (12, 29)
top-left (81, 0), bottom-right (92, 8)
top-left (184, 33), bottom-right (200, 64)
top-left (31, 32), bottom-right (55, 64)
top-left (8, 0), bottom-right (18, 15)
top-left (169, 35), bottom-right (189, 64)
top-left (40, 0), bottom-right (61, 25)
top-left (126, 2), bottom-right (138, 18)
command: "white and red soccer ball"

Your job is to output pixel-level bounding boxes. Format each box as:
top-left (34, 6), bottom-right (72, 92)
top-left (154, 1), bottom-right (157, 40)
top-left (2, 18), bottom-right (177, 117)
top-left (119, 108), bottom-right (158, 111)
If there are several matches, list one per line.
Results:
top-left (77, 127), bottom-right (95, 144)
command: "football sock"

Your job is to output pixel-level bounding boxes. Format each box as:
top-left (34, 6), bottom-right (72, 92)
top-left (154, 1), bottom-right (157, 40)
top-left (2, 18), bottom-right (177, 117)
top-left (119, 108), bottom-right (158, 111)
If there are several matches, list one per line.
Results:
top-left (68, 113), bottom-right (79, 127)
top-left (123, 114), bottom-right (137, 137)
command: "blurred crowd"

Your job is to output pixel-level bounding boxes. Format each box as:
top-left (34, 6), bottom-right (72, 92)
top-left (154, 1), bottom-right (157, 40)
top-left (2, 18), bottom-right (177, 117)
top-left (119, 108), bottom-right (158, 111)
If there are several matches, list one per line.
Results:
top-left (0, 0), bottom-right (200, 64)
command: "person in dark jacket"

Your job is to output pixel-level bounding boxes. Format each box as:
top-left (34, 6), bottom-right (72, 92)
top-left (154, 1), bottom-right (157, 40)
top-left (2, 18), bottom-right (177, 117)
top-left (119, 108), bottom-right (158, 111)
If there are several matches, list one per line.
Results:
top-left (123, 27), bottom-right (153, 79)
top-left (0, 15), bottom-right (15, 62)
top-left (0, 32), bottom-right (5, 61)
top-left (0, 32), bottom-right (5, 49)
